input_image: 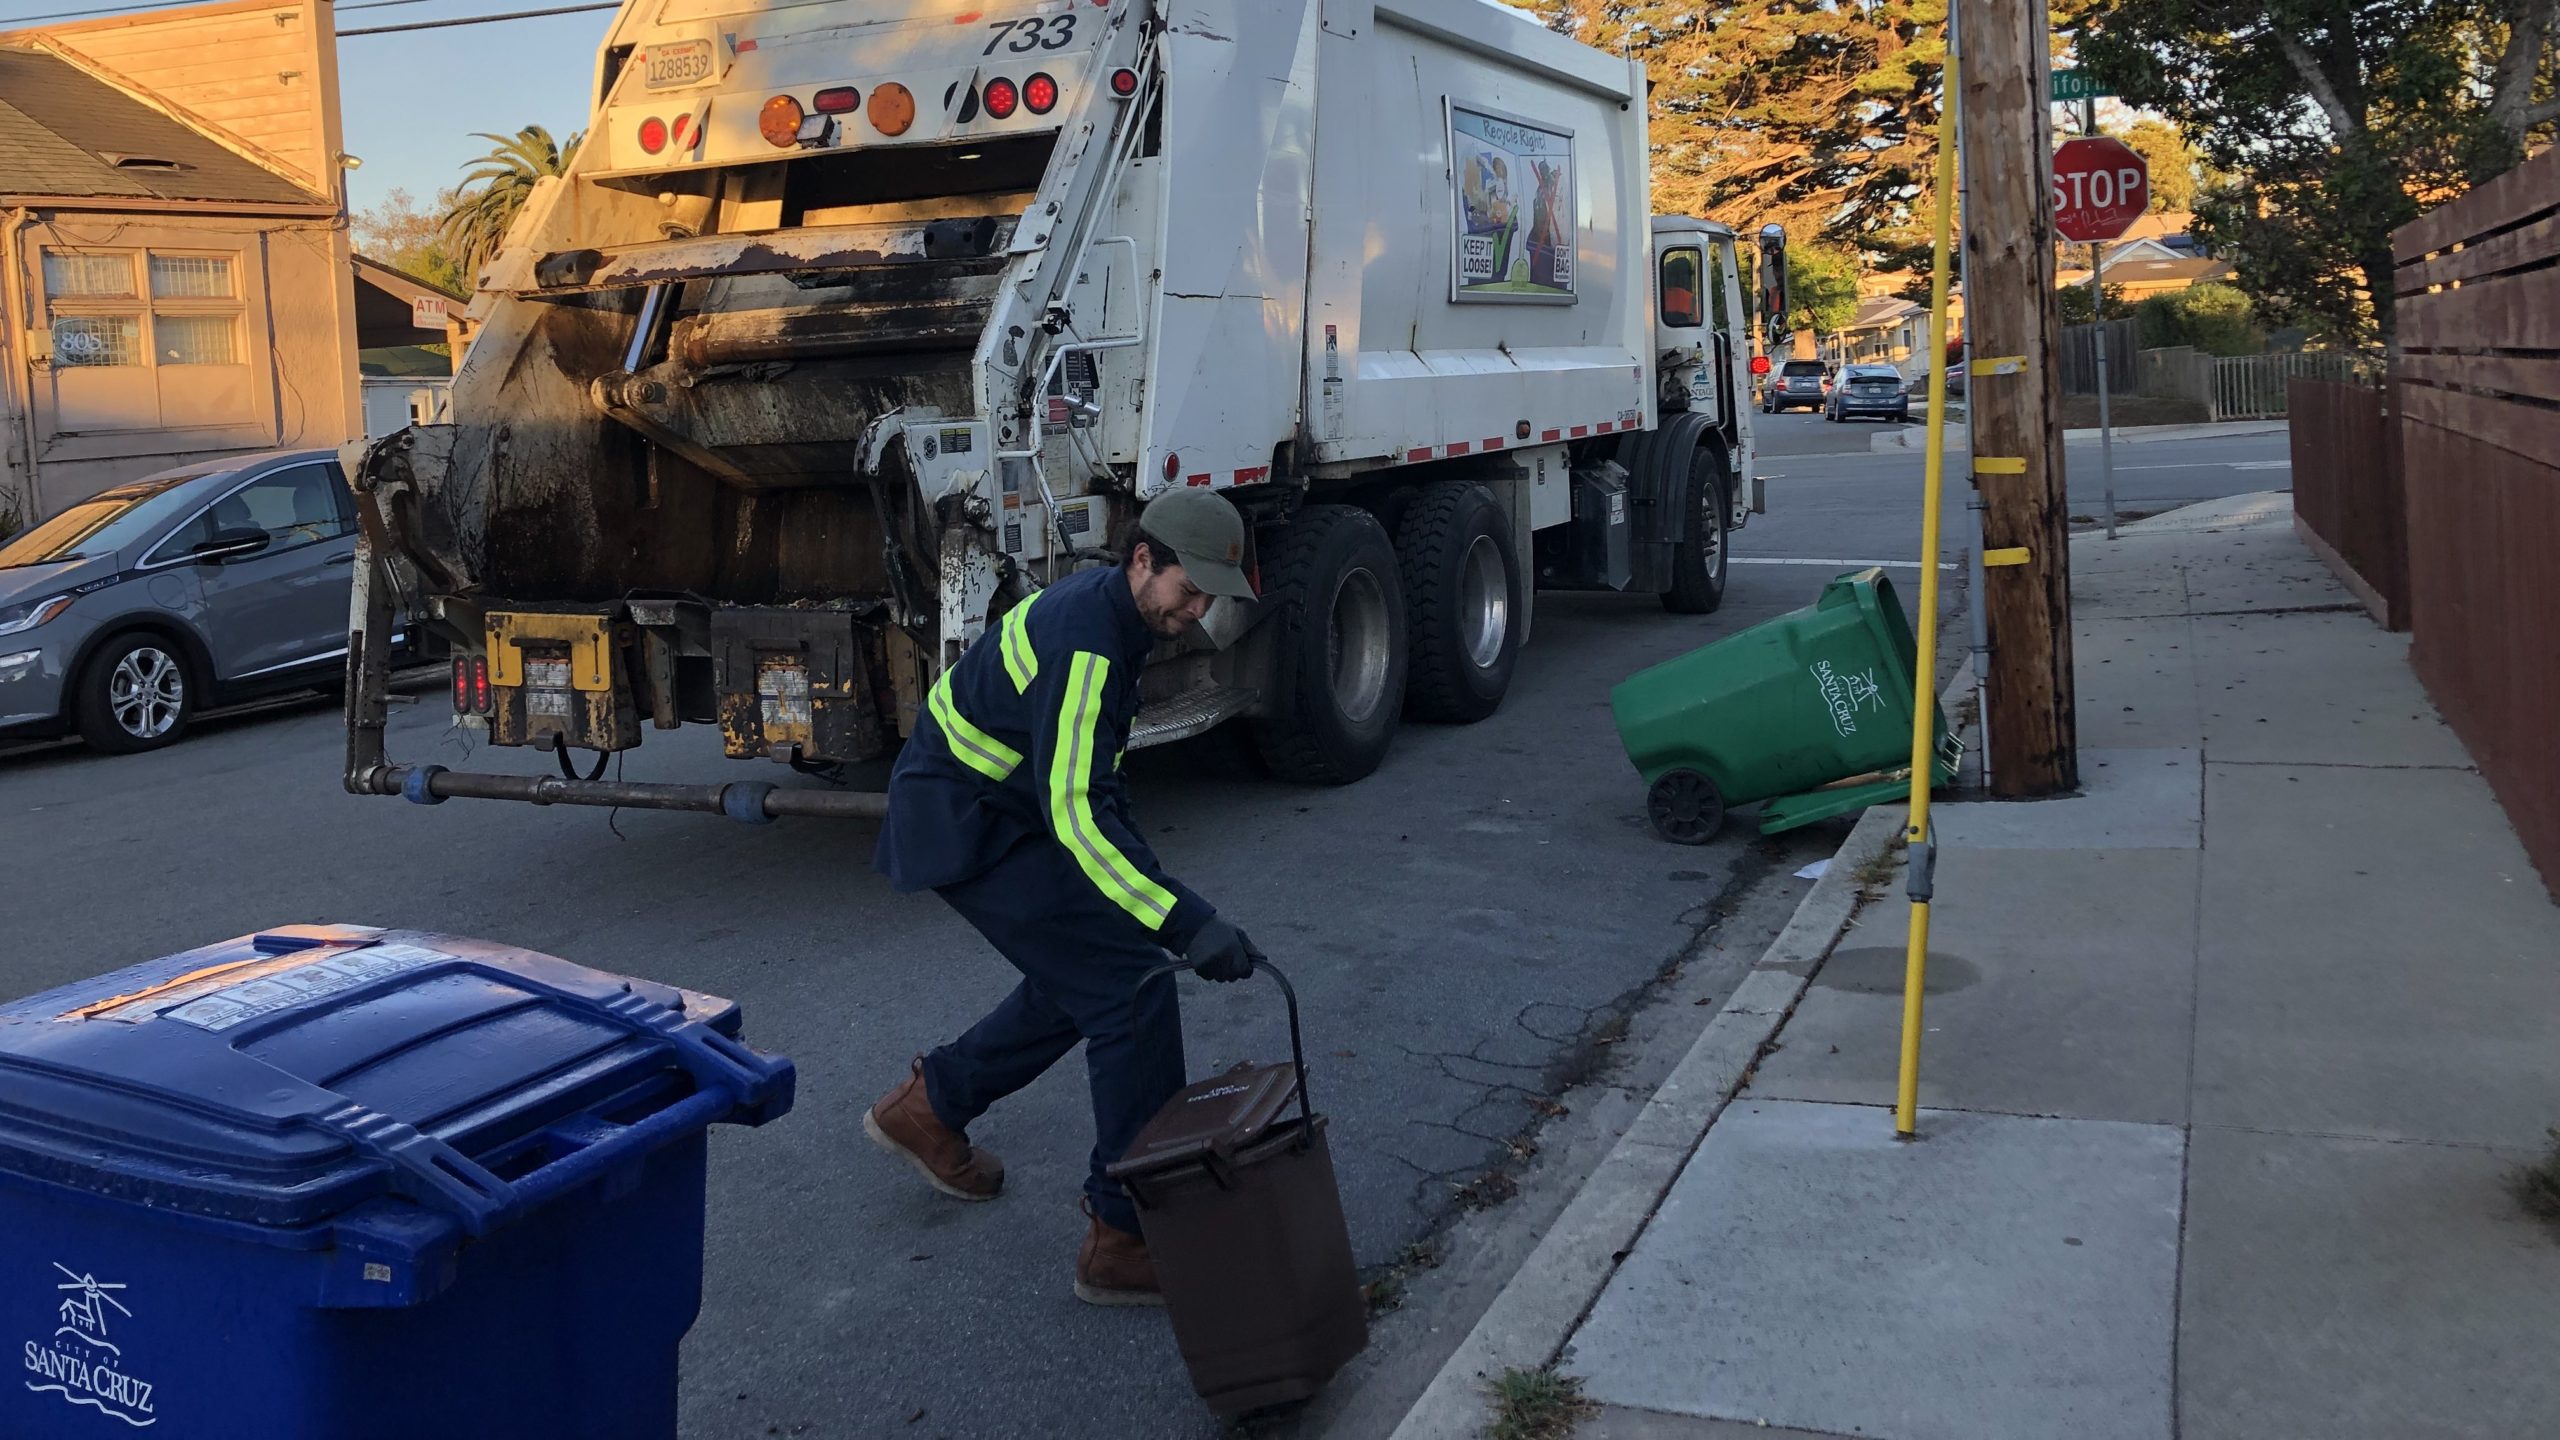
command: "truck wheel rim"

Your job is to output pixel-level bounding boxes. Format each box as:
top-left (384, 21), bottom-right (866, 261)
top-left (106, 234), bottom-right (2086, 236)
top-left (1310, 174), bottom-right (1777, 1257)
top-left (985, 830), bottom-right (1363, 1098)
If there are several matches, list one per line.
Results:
top-left (1328, 566), bottom-right (1392, 724)
top-left (111, 647), bottom-right (184, 739)
top-left (1459, 533), bottom-right (1510, 669)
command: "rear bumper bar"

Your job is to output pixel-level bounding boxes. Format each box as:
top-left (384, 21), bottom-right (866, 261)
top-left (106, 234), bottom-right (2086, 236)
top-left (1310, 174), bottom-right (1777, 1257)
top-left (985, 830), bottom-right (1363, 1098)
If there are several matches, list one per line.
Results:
top-left (357, 764), bottom-right (889, 823)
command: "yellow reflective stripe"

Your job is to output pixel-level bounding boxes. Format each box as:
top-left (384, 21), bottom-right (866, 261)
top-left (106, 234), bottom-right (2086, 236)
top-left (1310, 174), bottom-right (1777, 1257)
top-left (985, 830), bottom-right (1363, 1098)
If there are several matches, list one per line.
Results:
top-left (1000, 590), bottom-right (1042, 694)
top-left (929, 671), bottom-right (1021, 780)
top-left (1050, 652), bottom-right (1177, 930)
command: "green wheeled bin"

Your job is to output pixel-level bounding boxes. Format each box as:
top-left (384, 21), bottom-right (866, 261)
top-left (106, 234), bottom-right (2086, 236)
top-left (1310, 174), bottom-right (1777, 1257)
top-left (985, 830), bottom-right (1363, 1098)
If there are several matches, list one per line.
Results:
top-left (1612, 568), bottom-right (1959, 844)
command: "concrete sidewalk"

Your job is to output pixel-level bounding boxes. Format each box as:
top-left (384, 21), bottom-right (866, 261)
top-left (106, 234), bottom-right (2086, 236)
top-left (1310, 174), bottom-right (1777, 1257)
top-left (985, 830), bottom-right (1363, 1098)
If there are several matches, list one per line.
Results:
top-left (1389, 492), bottom-right (2560, 1440)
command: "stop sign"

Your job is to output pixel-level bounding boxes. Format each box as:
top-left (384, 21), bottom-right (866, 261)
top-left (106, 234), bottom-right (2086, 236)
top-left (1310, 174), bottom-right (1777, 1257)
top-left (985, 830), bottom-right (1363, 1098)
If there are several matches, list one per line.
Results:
top-left (2051, 137), bottom-right (2148, 243)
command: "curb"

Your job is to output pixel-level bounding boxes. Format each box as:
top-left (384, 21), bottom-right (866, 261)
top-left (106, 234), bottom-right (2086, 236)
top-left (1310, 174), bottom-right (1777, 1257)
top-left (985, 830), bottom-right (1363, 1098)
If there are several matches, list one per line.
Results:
top-left (1383, 800), bottom-right (1908, 1440)
top-left (1870, 417), bottom-right (2288, 454)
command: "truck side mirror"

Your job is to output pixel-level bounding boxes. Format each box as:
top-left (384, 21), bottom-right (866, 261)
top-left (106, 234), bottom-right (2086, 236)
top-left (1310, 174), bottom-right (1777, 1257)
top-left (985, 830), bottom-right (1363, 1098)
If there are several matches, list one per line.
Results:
top-left (1755, 223), bottom-right (1788, 343)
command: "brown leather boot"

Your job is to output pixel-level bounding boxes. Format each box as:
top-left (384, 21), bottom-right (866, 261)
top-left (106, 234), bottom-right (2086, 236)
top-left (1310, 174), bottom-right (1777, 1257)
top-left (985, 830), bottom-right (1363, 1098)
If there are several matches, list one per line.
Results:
top-left (863, 1059), bottom-right (1003, 1201)
top-left (1074, 1203), bottom-right (1167, 1307)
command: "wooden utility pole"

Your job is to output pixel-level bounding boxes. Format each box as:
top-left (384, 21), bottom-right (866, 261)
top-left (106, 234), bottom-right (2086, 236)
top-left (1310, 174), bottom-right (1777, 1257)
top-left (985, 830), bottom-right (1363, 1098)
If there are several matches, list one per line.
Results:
top-left (1953, 0), bottom-right (2077, 795)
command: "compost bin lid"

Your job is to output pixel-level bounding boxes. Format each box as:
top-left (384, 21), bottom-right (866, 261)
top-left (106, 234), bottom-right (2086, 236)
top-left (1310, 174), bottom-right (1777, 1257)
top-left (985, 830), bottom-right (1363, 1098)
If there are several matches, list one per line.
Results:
top-left (0, 925), bottom-right (792, 1236)
top-left (1107, 1061), bottom-right (1304, 1180)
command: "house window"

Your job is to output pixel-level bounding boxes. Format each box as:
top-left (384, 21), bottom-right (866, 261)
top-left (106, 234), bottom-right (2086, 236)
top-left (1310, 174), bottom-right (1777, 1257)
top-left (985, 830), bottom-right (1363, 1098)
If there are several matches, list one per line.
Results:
top-left (51, 315), bottom-right (142, 368)
top-left (41, 246), bottom-right (252, 431)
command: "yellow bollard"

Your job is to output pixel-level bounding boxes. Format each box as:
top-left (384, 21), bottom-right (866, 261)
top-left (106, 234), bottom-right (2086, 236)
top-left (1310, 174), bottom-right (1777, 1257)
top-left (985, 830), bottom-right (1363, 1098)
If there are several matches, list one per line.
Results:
top-left (1894, 43), bottom-right (1963, 1141)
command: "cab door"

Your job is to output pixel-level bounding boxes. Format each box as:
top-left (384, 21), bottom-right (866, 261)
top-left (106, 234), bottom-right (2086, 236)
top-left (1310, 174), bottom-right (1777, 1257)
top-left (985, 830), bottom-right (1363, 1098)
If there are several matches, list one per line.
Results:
top-left (1651, 230), bottom-right (1714, 423)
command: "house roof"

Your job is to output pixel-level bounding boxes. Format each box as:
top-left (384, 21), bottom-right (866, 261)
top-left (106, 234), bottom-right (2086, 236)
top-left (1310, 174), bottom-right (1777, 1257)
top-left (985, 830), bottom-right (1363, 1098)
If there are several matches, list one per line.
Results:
top-left (2060, 255), bottom-right (2233, 289)
top-left (0, 46), bottom-right (324, 207)
top-left (1845, 295), bottom-right (1923, 332)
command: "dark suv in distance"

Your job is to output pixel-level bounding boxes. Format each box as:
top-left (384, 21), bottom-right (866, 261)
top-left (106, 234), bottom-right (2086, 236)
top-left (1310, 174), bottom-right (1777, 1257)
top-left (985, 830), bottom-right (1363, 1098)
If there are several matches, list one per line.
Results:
top-left (1763, 359), bottom-right (1829, 413)
top-left (0, 449), bottom-right (390, 753)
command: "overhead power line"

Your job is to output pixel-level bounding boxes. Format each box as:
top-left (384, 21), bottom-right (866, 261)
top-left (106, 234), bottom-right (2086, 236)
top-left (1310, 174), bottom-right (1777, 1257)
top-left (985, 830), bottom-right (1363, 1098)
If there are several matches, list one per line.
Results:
top-left (337, 0), bottom-right (613, 34)
top-left (6, 0), bottom-right (435, 26)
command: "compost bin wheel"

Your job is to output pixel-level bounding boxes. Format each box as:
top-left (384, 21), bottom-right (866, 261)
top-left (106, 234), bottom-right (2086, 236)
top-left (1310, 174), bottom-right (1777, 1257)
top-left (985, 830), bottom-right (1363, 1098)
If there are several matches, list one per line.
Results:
top-left (1645, 769), bottom-right (1726, 845)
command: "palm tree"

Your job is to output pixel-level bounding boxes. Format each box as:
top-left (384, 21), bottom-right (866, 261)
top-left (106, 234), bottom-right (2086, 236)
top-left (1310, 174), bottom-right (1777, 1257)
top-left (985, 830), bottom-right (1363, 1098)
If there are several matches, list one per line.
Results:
top-left (438, 126), bottom-right (584, 281)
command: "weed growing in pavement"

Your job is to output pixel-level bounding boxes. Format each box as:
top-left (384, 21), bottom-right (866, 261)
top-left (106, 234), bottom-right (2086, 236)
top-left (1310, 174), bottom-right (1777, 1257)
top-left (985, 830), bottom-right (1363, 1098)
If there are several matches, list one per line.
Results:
top-left (1489, 1367), bottom-right (1591, 1440)
top-left (2507, 1129), bottom-right (2560, 1239)
top-left (1362, 1240), bottom-right (1444, 1316)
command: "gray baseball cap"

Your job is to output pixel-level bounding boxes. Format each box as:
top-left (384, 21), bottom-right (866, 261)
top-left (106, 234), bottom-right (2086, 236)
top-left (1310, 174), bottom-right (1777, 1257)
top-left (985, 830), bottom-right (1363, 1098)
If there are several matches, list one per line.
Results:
top-left (1137, 490), bottom-right (1256, 599)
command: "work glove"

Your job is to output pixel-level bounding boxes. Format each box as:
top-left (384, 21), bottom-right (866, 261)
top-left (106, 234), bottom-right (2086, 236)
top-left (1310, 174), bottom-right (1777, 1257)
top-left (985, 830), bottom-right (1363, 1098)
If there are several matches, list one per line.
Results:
top-left (1185, 916), bottom-right (1263, 984)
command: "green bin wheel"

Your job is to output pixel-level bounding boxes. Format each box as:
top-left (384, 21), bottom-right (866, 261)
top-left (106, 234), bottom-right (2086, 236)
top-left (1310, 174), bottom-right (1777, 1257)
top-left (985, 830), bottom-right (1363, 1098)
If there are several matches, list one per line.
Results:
top-left (1645, 769), bottom-right (1726, 845)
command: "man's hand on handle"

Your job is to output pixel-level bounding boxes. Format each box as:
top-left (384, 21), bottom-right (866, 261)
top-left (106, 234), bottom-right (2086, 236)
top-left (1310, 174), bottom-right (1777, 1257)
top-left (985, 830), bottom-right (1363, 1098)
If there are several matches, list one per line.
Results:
top-left (1185, 916), bottom-right (1263, 984)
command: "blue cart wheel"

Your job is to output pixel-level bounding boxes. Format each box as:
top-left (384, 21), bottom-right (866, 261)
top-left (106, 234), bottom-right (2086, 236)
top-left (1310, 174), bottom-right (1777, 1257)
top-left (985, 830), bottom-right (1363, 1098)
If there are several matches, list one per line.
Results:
top-left (1646, 769), bottom-right (1725, 845)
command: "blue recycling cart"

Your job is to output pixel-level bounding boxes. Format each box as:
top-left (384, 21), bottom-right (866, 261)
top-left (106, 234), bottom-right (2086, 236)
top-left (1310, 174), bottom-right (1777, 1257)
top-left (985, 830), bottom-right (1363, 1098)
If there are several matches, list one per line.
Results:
top-left (0, 924), bottom-right (793, 1440)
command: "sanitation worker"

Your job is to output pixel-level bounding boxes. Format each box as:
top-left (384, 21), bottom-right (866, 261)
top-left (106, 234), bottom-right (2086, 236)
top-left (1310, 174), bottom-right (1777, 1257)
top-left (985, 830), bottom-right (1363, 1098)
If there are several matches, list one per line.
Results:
top-left (866, 489), bottom-right (1266, 1306)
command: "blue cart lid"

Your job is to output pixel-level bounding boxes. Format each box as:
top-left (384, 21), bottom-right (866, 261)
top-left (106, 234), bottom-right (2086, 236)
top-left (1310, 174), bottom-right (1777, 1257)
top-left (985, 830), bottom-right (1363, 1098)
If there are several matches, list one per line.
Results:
top-left (0, 925), bottom-right (793, 1238)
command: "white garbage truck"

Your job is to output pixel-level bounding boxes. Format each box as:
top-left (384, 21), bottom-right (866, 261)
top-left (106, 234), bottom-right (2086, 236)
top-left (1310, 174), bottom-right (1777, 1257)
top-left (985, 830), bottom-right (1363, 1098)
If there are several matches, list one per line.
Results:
top-left (344, 0), bottom-right (1776, 819)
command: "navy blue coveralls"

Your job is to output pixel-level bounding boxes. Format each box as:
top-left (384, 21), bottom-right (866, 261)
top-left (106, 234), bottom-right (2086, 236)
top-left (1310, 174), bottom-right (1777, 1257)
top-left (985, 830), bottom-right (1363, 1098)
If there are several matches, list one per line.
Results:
top-left (873, 562), bottom-right (1214, 1234)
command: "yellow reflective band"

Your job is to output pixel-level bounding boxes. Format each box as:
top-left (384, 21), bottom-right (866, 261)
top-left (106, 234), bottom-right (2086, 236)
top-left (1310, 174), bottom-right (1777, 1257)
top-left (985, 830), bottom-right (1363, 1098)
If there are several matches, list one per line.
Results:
top-left (1983, 546), bottom-right (2033, 567)
top-left (1051, 652), bottom-right (1176, 930)
top-left (1975, 456), bottom-right (2028, 475)
top-left (1000, 589), bottom-right (1042, 694)
top-left (929, 671), bottom-right (1021, 780)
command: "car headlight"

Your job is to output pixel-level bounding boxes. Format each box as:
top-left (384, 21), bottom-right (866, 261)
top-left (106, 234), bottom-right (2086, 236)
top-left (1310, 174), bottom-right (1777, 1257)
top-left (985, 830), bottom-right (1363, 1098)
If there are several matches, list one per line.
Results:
top-left (0, 595), bottom-right (74, 636)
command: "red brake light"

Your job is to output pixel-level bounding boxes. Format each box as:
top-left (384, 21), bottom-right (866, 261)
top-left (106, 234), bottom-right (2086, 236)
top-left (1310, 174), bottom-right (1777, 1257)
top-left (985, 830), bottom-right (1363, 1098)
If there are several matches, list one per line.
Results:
top-left (637, 115), bottom-right (668, 154)
top-left (669, 113), bottom-right (693, 149)
top-left (982, 77), bottom-right (1019, 119)
top-left (471, 656), bottom-right (490, 713)
top-left (813, 85), bottom-right (859, 114)
top-left (1109, 67), bottom-right (1139, 97)
top-left (451, 658), bottom-right (469, 711)
top-left (1024, 73), bottom-right (1058, 114)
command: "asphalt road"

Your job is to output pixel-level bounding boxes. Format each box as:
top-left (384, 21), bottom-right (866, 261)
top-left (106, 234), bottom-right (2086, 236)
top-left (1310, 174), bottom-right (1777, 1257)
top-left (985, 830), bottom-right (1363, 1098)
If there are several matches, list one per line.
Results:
top-left (0, 417), bottom-right (2288, 1438)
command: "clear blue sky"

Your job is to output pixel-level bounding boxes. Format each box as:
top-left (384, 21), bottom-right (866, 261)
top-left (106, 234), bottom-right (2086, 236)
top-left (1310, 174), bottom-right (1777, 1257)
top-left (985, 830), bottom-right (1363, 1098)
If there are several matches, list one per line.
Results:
top-left (0, 0), bottom-right (1530, 220)
top-left (0, 0), bottom-right (604, 217)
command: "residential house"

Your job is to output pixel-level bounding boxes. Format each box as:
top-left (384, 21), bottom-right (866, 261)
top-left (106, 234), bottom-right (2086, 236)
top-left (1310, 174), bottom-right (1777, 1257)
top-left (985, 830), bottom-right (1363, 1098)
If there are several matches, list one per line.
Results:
top-left (0, 0), bottom-right (360, 523)
top-left (2055, 212), bottom-right (2235, 301)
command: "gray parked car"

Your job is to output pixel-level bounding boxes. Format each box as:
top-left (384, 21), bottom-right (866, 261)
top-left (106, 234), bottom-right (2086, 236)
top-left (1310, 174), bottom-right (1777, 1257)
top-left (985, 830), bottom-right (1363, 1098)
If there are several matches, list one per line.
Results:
top-left (1826, 363), bottom-right (1912, 423)
top-left (0, 448), bottom-right (372, 753)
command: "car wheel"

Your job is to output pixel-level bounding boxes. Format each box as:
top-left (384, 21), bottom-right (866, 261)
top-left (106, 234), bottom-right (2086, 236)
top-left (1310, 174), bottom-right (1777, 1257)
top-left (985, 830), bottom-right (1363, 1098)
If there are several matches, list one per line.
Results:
top-left (76, 633), bottom-right (193, 753)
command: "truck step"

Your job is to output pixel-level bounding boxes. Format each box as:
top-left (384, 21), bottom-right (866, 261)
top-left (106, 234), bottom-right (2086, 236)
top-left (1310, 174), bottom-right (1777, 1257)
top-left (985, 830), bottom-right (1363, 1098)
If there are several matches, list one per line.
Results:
top-left (1130, 686), bottom-right (1258, 749)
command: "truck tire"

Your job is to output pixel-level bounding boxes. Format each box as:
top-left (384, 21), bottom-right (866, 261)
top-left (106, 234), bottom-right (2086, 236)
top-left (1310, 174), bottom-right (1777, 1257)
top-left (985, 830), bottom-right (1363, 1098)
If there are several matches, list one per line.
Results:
top-left (1251, 505), bottom-right (1408, 785)
top-left (1396, 481), bottom-right (1519, 723)
top-left (1661, 443), bottom-right (1730, 615)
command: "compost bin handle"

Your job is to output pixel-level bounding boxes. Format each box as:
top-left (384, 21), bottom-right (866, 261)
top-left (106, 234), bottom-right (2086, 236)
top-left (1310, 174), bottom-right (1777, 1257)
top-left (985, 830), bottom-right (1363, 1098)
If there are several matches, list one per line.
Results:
top-left (1136, 958), bottom-right (1316, 1141)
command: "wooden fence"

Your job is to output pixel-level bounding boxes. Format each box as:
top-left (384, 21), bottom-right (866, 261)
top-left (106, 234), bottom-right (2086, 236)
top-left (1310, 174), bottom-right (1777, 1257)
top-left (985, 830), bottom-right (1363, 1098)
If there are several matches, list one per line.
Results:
top-left (2287, 377), bottom-right (2406, 630)
top-left (2394, 143), bottom-right (2560, 891)
top-left (2055, 317), bottom-right (2139, 395)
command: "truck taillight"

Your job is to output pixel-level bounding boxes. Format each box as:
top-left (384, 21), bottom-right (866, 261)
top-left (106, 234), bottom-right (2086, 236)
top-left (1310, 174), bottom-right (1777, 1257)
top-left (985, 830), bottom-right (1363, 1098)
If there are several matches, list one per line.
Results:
top-left (637, 116), bottom-right (668, 154)
top-left (1109, 67), bottom-right (1139, 97)
top-left (869, 81), bottom-right (916, 136)
top-left (451, 656), bottom-right (492, 715)
top-left (1024, 72), bottom-right (1058, 114)
top-left (759, 94), bottom-right (804, 148)
top-left (982, 76), bottom-right (1019, 120)
top-left (813, 86), bottom-right (859, 114)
